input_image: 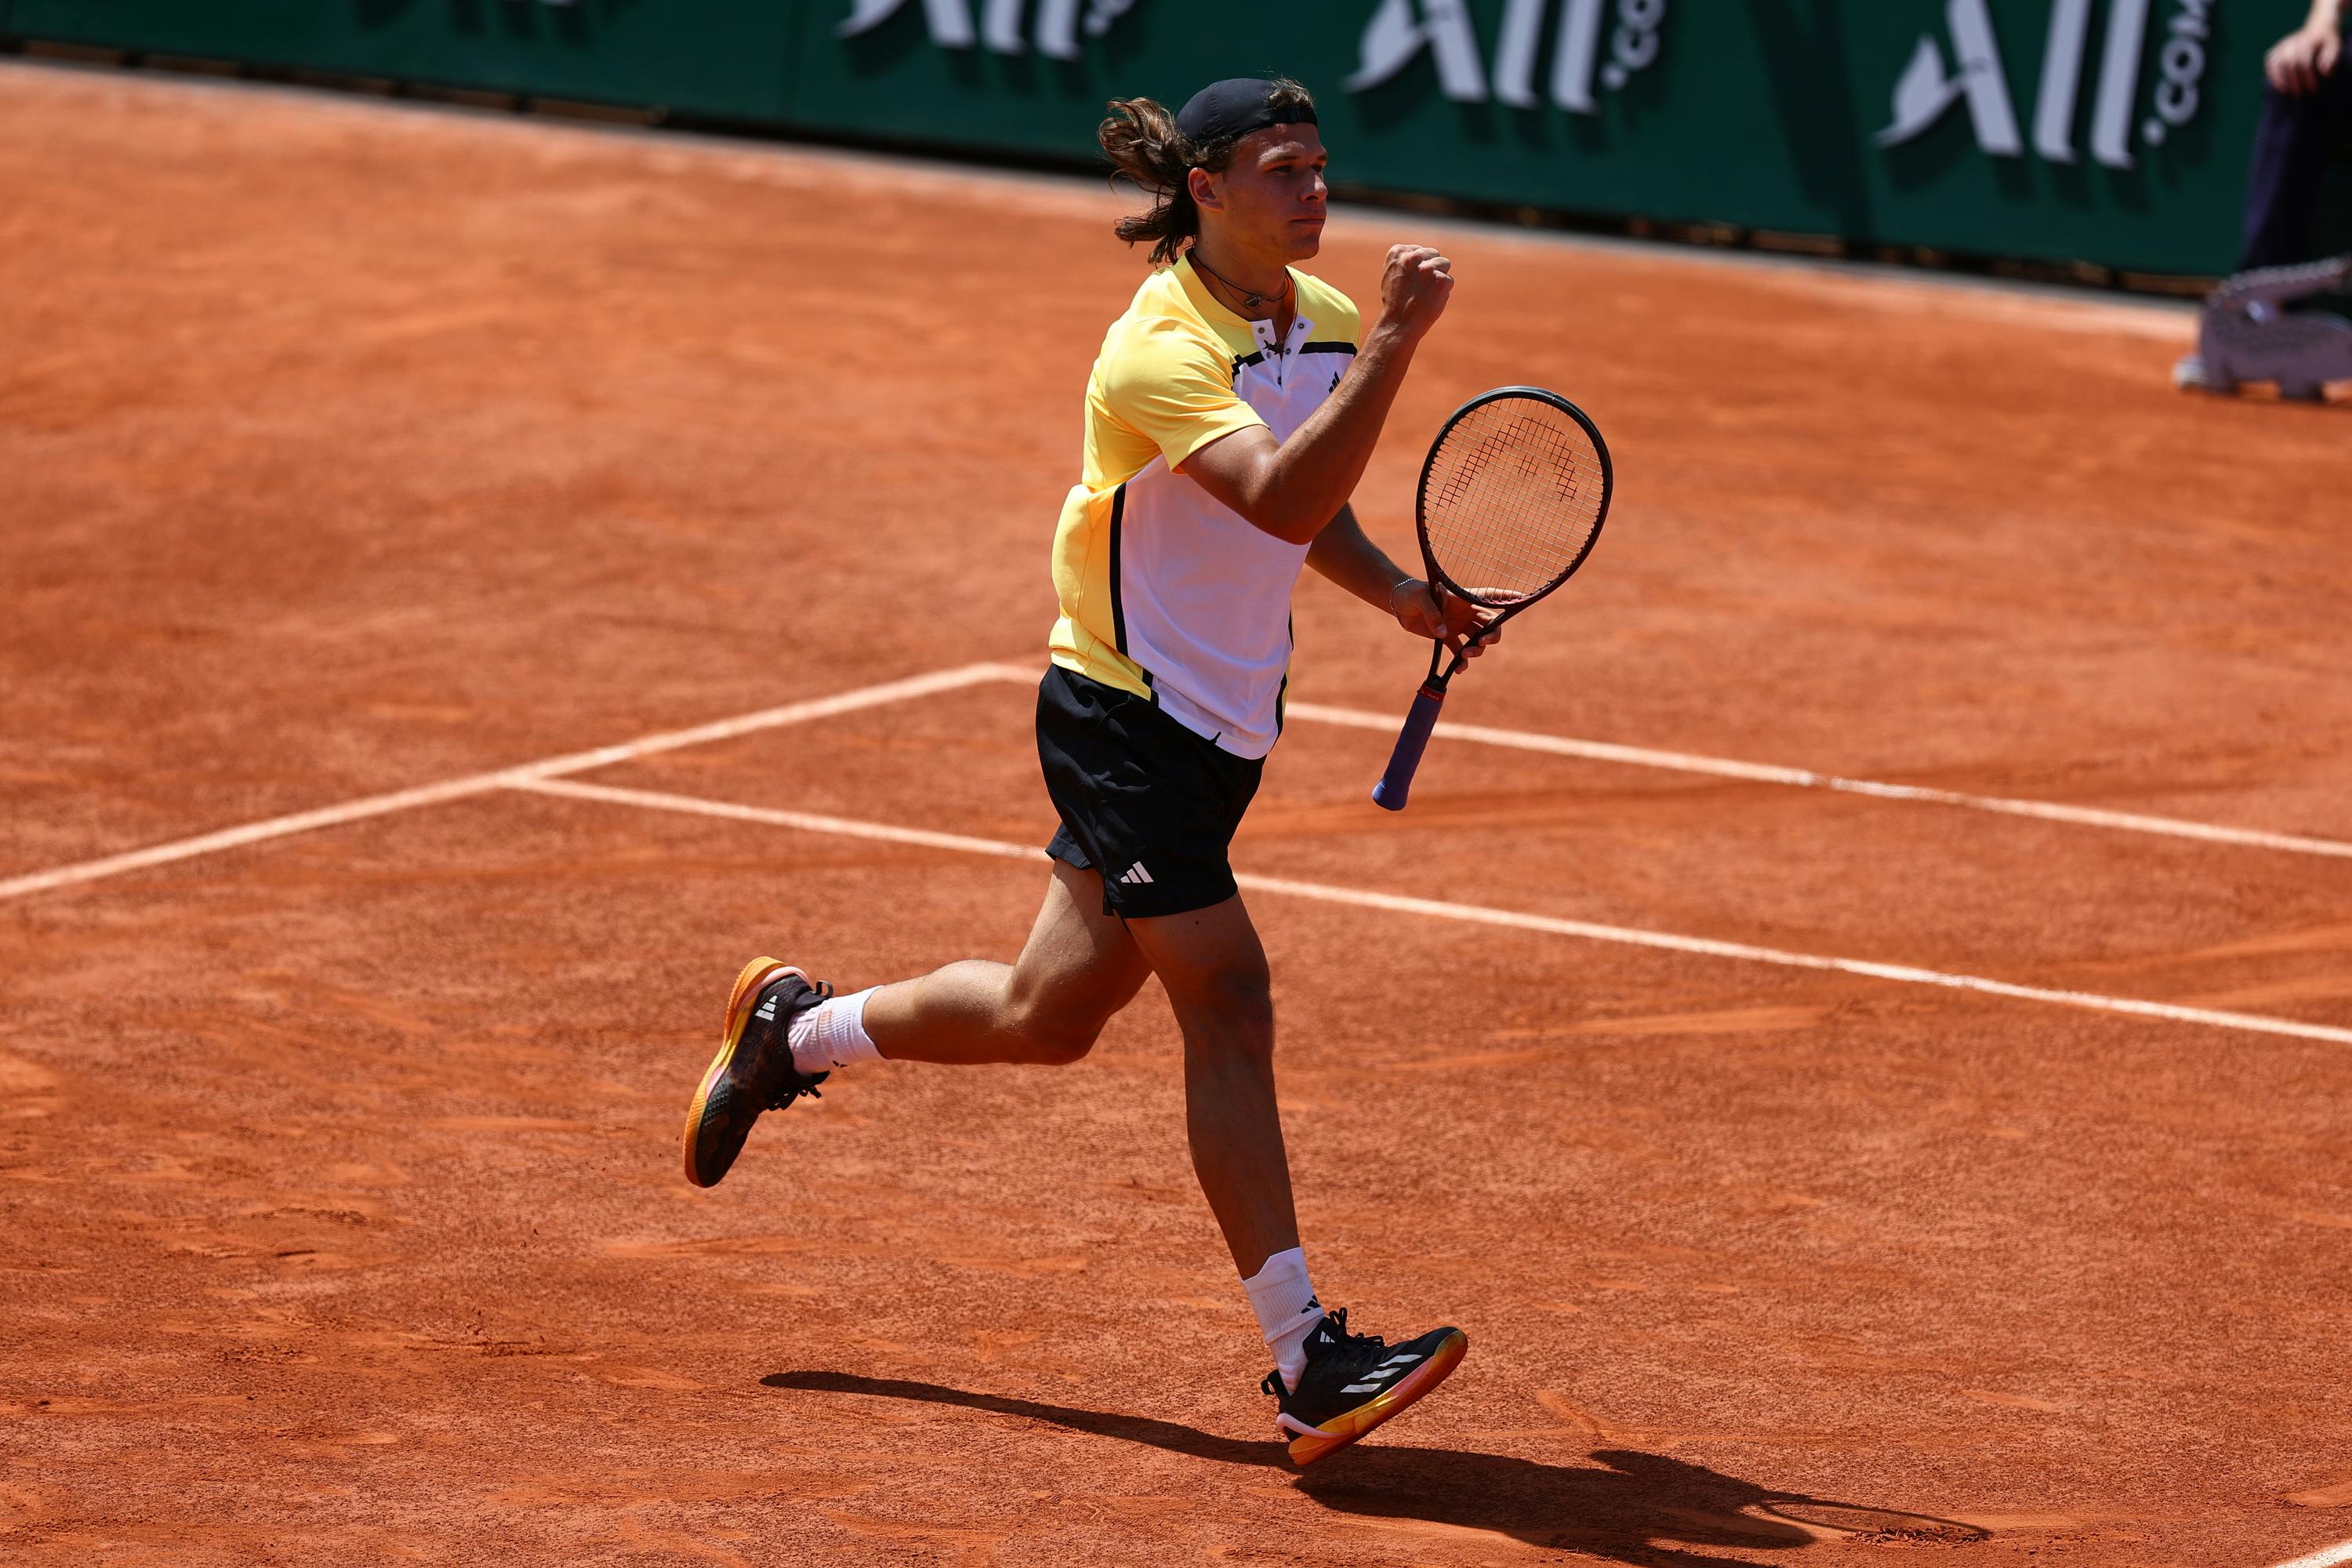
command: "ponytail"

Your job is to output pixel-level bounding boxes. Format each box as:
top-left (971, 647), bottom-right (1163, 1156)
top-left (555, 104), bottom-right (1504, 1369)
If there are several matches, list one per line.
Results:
top-left (1099, 96), bottom-right (1199, 265)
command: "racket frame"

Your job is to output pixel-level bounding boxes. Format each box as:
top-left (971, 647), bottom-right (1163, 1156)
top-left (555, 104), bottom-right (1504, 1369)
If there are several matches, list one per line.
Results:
top-left (1373, 386), bottom-right (1613, 811)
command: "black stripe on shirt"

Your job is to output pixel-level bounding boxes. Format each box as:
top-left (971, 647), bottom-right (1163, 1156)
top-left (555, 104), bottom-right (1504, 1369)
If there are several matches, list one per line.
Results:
top-left (1299, 340), bottom-right (1357, 357)
top-left (1107, 481), bottom-right (1130, 657)
top-left (1275, 615), bottom-right (1294, 737)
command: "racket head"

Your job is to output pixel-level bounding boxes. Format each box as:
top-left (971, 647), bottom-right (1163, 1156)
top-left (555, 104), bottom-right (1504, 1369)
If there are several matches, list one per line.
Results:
top-left (1414, 387), bottom-right (1613, 611)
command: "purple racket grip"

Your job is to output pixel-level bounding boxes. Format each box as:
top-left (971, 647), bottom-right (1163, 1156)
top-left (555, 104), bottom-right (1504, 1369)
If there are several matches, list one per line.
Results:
top-left (1371, 687), bottom-right (1446, 811)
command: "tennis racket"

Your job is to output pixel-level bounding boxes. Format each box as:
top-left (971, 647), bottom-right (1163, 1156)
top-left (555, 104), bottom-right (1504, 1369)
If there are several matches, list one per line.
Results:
top-left (1371, 387), bottom-right (1613, 811)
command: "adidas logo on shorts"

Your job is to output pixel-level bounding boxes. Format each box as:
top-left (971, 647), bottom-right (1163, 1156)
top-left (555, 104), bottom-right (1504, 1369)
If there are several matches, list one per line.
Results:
top-left (1116, 862), bottom-right (1154, 886)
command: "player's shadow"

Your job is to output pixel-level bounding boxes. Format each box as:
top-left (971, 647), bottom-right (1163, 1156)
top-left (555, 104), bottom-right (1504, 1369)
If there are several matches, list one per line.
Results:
top-left (760, 1371), bottom-right (1984, 1563)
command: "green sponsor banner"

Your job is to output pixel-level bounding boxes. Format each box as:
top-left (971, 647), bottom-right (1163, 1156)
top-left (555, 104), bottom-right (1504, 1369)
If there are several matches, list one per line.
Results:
top-left (5, 0), bottom-right (794, 121)
top-left (790, 0), bottom-right (2296, 278)
top-left (7, 1), bottom-right (2315, 276)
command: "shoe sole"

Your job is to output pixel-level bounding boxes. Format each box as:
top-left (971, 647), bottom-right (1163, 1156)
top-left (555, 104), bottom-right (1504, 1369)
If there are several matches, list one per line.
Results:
top-left (680, 956), bottom-right (802, 1189)
top-left (1286, 1328), bottom-right (1468, 1467)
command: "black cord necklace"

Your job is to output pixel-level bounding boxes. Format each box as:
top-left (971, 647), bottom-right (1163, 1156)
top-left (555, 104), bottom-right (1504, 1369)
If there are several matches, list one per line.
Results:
top-left (1189, 249), bottom-right (1293, 317)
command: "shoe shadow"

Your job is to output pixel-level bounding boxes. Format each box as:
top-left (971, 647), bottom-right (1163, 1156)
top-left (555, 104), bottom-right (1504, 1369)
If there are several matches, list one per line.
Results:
top-left (761, 1371), bottom-right (1985, 1563)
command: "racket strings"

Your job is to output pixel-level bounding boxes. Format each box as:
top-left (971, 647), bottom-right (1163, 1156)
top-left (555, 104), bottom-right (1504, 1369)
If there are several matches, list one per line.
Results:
top-left (1422, 401), bottom-right (1606, 603)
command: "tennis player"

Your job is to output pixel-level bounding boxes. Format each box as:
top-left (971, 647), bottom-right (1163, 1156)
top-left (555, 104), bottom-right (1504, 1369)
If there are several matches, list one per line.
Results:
top-left (683, 76), bottom-right (1494, 1466)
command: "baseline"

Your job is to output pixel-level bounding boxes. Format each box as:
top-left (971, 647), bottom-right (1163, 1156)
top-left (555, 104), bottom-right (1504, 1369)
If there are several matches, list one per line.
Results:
top-left (512, 776), bottom-right (2352, 1049)
top-left (0, 662), bottom-right (1012, 904)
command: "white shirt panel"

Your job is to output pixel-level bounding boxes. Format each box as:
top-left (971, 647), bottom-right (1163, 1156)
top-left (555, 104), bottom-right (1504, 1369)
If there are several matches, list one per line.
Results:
top-left (1114, 311), bottom-right (1357, 758)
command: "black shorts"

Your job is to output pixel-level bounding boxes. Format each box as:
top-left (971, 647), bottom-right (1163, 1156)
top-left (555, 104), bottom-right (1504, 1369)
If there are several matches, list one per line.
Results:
top-left (1036, 665), bottom-right (1265, 919)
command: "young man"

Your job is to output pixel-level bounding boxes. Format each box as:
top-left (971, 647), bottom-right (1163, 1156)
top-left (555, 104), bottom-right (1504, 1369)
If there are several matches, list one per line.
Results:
top-left (682, 77), bottom-right (1494, 1466)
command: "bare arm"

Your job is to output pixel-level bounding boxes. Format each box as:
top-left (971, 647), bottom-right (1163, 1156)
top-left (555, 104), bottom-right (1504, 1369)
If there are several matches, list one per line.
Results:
top-left (1306, 505), bottom-right (1503, 665)
top-left (1181, 245), bottom-right (1452, 546)
top-left (1304, 504), bottom-right (1411, 608)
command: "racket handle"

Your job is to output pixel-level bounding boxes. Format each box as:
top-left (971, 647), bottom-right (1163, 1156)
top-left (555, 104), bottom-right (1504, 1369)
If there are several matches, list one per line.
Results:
top-left (1371, 686), bottom-right (1446, 811)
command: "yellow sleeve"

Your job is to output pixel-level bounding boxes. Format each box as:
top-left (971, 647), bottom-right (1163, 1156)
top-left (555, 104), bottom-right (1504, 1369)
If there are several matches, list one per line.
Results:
top-left (1099, 315), bottom-right (1268, 473)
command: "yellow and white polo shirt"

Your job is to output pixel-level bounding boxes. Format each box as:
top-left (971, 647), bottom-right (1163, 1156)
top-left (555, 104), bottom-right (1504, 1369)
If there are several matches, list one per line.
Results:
top-left (1047, 255), bottom-right (1362, 759)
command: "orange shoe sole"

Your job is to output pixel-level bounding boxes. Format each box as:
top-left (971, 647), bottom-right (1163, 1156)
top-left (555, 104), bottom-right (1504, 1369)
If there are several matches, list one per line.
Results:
top-left (1284, 1328), bottom-right (1468, 1466)
top-left (679, 956), bottom-right (801, 1188)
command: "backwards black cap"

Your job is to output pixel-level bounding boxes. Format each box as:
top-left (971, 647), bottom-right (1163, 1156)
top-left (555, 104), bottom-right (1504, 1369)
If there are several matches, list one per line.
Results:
top-left (1175, 78), bottom-right (1316, 149)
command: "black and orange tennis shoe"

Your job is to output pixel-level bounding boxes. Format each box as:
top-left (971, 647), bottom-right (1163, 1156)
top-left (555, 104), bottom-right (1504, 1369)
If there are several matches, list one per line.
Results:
top-left (681, 957), bottom-right (829, 1189)
top-left (1262, 1309), bottom-right (1468, 1466)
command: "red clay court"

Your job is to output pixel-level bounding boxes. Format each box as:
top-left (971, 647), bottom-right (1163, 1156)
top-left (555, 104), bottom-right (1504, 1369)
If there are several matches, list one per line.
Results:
top-left (4, 59), bottom-right (2350, 1568)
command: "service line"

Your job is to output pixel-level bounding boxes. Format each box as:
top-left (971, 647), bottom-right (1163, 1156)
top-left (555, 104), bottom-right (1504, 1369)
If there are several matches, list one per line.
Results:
top-left (959, 665), bottom-right (2351, 860)
top-left (511, 776), bottom-right (2352, 1050)
top-left (1279, 697), bottom-right (2352, 862)
top-left (0, 662), bottom-right (1014, 904)
top-left (9, 657), bottom-right (2343, 919)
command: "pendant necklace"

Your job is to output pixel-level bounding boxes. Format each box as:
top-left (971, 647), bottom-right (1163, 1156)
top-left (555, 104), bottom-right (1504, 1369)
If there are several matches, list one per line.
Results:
top-left (1189, 250), bottom-right (1292, 317)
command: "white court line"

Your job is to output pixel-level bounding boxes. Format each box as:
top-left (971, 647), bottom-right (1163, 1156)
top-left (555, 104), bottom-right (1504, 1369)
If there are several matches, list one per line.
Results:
top-left (1275, 699), bottom-right (2352, 862)
top-left (2271, 1542), bottom-right (2352, 1568)
top-left (7, 653), bottom-right (2341, 919)
top-left (0, 662), bottom-right (1012, 903)
top-left (512, 776), bottom-right (2352, 1049)
top-left (969, 662), bottom-right (2350, 860)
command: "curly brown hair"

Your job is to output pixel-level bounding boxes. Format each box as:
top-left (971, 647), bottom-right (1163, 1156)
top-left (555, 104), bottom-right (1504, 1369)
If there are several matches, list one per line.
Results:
top-left (1097, 79), bottom-right (1317, 265)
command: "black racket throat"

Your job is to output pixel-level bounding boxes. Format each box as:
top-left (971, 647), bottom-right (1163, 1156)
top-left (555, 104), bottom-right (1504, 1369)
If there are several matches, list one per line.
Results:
top-left (1417, 599), bottom-right (1534, 695)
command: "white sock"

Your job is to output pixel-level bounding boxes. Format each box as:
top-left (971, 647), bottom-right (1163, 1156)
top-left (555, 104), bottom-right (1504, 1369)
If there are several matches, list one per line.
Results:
top-left (1243, 1246), bottom-right (1324, 1393)
top-left (787, 987), bottom-right (883, 1075)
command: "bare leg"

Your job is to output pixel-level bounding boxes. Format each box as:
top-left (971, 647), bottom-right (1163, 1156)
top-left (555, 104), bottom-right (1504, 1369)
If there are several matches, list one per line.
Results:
top-left (852, 869), bottom-right (1297, 1275)
top-left (859, 859), bottom-right (1152, 1067)
top-left (1122, 895), bottom-right (1298, 1278)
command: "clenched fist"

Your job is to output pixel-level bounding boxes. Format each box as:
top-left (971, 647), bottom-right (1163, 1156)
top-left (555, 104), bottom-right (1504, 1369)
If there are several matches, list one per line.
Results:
top-left (1377, 244), bottom-right (1454, 344)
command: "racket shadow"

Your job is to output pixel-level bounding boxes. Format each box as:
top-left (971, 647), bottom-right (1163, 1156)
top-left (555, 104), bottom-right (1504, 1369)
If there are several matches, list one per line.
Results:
top-left (760, 1370), bottom-right (1983, 1562)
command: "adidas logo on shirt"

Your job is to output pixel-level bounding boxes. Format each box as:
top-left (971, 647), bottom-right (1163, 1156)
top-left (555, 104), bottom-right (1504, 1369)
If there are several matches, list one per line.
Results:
top-left (1116, 862), bottom-right (1154, 886)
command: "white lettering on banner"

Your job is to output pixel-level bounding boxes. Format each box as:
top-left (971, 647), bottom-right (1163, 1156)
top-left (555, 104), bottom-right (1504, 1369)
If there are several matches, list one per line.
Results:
top-left (2032, 0), bottom-right (2092, 161)
top-left (1348, 0), bottom-right (1490, 100)
top-left (2147, 0), bottom-right (2213, 144)
top-left (1347, 0), bottom-right (1668, 113)
top-left (2090, 0), bottom-right (2152, 165)
top-left (1494, 0), bottom-right (1566, 109)
top-left (1879, 0), bottom-right (2022, 154)
top-left (1878, 0), bottom-right (2210, 172)
top-left (837, 0), bottom-right (1136, 59)
top-left (840, 0), bottom-right (969, 48)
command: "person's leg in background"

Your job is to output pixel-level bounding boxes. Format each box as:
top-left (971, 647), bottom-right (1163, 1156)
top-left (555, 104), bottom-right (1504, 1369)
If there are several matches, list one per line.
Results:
top-left (2180, 17), bottom-right (2351, 390)
top-left (2240, 14), bottom-right (2350, 270)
